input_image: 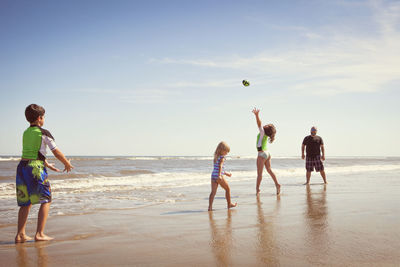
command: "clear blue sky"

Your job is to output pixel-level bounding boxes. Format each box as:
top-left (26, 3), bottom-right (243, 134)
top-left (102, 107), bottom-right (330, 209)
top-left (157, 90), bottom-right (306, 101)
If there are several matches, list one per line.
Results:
top-left (1, 0), bottom-right (399, 156)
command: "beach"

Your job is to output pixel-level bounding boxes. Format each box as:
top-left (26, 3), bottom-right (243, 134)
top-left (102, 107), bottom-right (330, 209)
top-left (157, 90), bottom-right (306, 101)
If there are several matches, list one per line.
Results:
top-left (1, 156), bottom-right (400, 266)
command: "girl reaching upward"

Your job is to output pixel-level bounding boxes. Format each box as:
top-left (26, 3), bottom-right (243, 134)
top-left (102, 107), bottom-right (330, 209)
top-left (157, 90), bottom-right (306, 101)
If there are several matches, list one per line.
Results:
top-left (252, 108), bottom-right (280, 195)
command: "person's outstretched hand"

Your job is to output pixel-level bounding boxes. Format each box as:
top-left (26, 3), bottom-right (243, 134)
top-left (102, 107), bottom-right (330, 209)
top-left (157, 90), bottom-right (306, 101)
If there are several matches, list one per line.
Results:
top-left (46, 161), bottom-right (62, 172)
top-left (63, 160), bottom-right (74, 173)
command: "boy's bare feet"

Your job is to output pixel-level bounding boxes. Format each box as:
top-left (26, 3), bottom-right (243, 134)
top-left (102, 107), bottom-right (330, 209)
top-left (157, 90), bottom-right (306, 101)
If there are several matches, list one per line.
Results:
top-left (208, 207), bottom-right (213, 211)
top-left (15, 234), bottom-right (33, 243)
top-left (35, 233), bottom-right (54, 242)
top-left (276, 184), bottom-right (281, 195)
top-left (228, 203), bottom-right (237, 209)
top-left (303, 182), bottom-right (309, 185)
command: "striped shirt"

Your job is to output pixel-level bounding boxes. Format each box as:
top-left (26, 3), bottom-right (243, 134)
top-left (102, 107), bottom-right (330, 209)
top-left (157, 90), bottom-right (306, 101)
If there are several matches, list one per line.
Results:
top-left (211, 155), bottom-right (225, 179)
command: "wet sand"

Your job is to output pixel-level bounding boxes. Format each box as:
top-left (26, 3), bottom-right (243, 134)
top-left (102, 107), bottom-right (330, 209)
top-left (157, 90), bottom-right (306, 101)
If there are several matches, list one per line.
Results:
top-left (1, 182), bottom-right (400, 266)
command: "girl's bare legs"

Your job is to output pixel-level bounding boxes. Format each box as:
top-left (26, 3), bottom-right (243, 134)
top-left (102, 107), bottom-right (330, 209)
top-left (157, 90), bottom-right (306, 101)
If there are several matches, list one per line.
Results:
top-left (265, 156), bottom-right (280, 195)
top-left (218, 177), bottom-right (237, 209)
top-left (15, 204), bottom-right (33, 243)
top-left (256, 156), bottom-right (266, 195)
top-left (208, 181), bottom-right (219, 211)
top-left (35, 203), bottom-right (53, 241)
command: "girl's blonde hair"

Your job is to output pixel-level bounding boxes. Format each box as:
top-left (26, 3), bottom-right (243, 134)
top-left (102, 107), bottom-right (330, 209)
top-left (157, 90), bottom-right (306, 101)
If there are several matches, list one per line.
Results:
top-left (214, 141), bottom-right (230, 163)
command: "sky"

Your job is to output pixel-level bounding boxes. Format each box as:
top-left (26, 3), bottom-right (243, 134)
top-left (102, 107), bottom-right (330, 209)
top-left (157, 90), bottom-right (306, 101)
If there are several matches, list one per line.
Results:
top-left (0, 0), bottom-right (399, 157)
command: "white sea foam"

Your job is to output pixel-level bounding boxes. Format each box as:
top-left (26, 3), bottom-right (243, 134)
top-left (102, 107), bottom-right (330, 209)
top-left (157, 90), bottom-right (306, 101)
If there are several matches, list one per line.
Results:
top-left (1, 164), bottom-right (399, 200)
top-left (127, 157), bottom-right (161, 160)
top-left (127, 156), bottom-right (214, 161)
top-left (0, 157), bottom-right (20, 161)
top-left (273, 164), bottom-right (400, 178)
top-left (0, 183), bottom-right (15, 199)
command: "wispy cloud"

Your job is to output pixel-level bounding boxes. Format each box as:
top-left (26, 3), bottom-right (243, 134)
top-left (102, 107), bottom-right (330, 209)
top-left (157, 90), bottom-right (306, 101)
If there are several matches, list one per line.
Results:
top-left (150, 0), bottom-right (400, 96)
top-left (149, 58), bottom-right (219, 67)
top-left (119, 89), bottom-right (181, 104)
top-left (73, 88), bottom-right (181, 104)
top-left (165, 79), bottom-right (239, 88)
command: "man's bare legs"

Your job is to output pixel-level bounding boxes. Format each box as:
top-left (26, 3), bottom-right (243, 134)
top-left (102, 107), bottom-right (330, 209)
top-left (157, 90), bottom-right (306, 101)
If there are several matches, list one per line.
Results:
top-left (320, 170), bottom-right (327, 184)
top-left (305, 171), bottom-right (328, 185)
top-left (304, 170), bottom-right (327, 184)
top-left (304, 171), bottom-right (312, 185)
top-left (35, 203), bottom-right (53, 241)
top-left (15, 205), bottom-right (33, 243)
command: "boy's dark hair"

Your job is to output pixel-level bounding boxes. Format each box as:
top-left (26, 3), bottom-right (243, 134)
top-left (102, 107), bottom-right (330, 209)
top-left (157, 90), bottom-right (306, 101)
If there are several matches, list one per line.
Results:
top-left (25, 104), bottom-right (45, 123)
top-left (263, 124), bottom-right (276, 143)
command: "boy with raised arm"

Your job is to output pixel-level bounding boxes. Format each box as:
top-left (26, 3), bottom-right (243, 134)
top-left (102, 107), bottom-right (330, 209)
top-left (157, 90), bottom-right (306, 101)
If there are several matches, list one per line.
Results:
top-left (15, 104), bottom-right (74, 243)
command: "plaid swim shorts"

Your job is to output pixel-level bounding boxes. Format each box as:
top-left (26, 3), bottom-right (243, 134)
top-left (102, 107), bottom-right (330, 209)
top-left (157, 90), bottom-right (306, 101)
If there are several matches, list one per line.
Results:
top-left (306, 155), bottom-right (324, 172)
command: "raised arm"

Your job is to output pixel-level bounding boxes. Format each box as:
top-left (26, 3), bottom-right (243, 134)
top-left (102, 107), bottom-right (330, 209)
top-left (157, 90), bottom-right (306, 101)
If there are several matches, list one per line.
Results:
top-left (252, 108), bottom-right (262, 128)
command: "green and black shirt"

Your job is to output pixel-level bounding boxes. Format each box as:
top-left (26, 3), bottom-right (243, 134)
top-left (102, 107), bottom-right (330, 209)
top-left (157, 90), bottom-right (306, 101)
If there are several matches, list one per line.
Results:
top-left (22, 126), bottom-right (57, 161)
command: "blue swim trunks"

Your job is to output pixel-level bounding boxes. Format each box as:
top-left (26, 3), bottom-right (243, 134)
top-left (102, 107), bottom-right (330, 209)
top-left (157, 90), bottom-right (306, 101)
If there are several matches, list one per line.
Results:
top-left (16, 160), bottom-right (51, 206)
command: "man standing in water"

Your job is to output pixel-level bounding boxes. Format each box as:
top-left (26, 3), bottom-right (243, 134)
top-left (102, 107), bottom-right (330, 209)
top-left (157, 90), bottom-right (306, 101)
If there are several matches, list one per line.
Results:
top-left (301, 126), bottom-right (327, 185)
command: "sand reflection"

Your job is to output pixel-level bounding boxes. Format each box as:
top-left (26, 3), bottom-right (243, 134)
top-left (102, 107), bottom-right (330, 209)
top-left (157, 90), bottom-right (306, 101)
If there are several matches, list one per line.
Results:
top-left (255, 195), bottom-right (281, 266)
top-left (208, 210), bottom-right (234, 266)
top-left (304, 184), bottom-right (329, 264)
top-left (35, 242), bottom-right (49, 267)
top-left (15, 242), bottom-right (49, 267)
top-left (16, 244), bottom-right (28, 267)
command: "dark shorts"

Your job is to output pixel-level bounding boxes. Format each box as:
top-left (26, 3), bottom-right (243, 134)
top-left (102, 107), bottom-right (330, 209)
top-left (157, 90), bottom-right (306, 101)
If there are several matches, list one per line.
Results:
top-left (16, 160), bottom-right (51, 206)
top-left (306, 155), bottom-right (324, 172)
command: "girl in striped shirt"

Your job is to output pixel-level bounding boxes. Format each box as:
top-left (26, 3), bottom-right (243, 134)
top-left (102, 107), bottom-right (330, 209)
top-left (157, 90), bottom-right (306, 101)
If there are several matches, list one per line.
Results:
top-left (208, 141), bottom-right (237, 211)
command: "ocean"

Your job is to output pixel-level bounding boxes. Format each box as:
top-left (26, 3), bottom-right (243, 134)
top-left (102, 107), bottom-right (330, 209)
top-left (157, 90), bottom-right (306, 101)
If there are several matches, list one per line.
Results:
top-left (1, 156), bottom-right (400, 227)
